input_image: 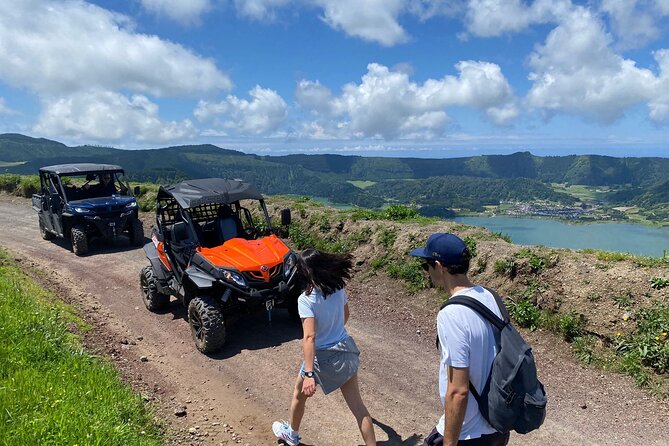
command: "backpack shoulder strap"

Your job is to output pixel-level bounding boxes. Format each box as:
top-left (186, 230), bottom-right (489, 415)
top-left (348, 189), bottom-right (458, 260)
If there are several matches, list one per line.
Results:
top-left (444, 295), bottom-right (507, 331)
top-left (481, 286), bottom-right (511, 322)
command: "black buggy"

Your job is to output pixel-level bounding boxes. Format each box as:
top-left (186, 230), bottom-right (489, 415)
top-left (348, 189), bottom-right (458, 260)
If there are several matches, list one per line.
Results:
top-left (140, 178), bottom-right (300, 353)
top-left (31, 163), bottom-right (144, 256)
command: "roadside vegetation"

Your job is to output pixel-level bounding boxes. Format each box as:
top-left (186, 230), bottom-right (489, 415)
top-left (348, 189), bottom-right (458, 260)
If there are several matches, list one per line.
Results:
top-left (0, 249), bottom-right (163, 445)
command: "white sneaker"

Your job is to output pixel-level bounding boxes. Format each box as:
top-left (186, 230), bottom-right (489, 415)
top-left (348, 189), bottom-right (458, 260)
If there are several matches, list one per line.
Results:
top-left (272, 420), bottom-right (301, 446)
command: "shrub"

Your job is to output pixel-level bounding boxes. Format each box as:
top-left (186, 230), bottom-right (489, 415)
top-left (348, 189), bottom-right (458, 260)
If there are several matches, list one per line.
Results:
top-left (494, 258), bottom-right (517, 278)
top-left (386, 258), bottom-right (428, 292)
top-left (560, 312), bottom-right (586, 342)
top-left (650, 276), bottom-right (668, 290)
top-left (612, 290), bottom-right (633, 309)
top-left (377, 227), bottom-right (397, 250)
top-left (463, 236), bottom-right (477, 258)
top-left (507, 296), bottom-right (541, 330)
top-left (383, 204), bottom-right (418, 221)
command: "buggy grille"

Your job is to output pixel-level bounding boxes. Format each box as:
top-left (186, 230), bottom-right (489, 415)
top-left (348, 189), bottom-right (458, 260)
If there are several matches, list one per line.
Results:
top-left (242, 264), bottom-right (282, 285)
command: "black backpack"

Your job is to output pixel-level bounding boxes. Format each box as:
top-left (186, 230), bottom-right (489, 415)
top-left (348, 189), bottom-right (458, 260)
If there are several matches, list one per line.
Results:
top-left (441, 288), bottom-right (547, 434)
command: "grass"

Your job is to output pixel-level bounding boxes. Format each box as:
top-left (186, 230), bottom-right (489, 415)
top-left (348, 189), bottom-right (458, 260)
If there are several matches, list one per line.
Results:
top-left (347, 180), bottom-right (376, 189)
top-left (580, 248), bottom-right (669, 268)
top-left (0, 249), bottom-right (163, 445)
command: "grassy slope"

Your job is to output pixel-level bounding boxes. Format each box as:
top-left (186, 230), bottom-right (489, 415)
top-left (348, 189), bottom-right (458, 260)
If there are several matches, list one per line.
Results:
top-left (0, 250), bottom-right (163, 445)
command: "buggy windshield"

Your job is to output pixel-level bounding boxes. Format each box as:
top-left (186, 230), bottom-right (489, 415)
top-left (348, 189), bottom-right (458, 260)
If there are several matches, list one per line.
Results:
top-left (60, 171), bottom-right (128, 201)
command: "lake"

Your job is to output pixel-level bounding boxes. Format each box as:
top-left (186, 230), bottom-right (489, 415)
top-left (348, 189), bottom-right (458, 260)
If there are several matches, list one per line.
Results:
top-left (452, 216), bottom-right (669, 258)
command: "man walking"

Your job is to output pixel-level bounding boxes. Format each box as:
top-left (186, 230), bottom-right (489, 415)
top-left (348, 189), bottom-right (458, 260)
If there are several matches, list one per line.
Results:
top-left (410, 233), bottom-right (510, 446)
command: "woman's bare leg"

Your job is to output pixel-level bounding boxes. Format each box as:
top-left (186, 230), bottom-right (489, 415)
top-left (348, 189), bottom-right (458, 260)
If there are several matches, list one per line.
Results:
top-left (290, 375), bottom-right (308, 431)
top-left (340, 373), bottom-right (376, 446)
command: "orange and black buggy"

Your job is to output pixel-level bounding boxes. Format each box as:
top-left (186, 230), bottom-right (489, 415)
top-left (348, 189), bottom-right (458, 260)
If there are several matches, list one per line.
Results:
top-left (140, 178), bottom-right (299, 353)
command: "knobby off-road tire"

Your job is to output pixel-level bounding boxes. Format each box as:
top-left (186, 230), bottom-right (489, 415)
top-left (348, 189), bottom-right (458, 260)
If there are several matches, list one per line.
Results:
top-left (71, 225), bottom-right (88, 256)
top-left (129, 218), bottom-right (144, 246)
top-left (140, 266), bottom-right (170, 312)
top-left (39, 219), bottom-right (55, 240)
top-left (188, 296), bottom-right (226, 354)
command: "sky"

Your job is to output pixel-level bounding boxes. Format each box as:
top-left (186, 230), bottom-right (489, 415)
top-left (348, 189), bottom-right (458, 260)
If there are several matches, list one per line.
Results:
top-left (1, 0), bottom-right (669, 159)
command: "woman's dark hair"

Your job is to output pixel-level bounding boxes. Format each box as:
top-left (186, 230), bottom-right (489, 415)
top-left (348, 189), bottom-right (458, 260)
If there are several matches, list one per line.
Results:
top-left (296, 249), bottom-right (353, 297)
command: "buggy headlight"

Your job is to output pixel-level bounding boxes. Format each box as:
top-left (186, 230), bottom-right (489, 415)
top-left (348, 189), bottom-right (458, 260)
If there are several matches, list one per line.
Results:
top-left (284, 253), bottom-right (296, 277)
top-left (125, 201), bottom-right (138, 209)
top-left (73, 207), bottom-right (92, 214)
top-left (221, 269), bottom-right (247, 288)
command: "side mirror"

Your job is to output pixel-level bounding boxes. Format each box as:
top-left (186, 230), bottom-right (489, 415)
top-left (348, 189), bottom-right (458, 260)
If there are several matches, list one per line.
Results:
top-left (280, 208), bottom-right (291, 226)
top-left (133, 185), bottom-right (141, 196)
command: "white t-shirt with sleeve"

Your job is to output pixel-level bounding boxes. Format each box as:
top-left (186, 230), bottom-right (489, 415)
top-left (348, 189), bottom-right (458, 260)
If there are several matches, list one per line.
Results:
top-left (436, 285), bottom-right (501, 439)
top-left (297, 287), bottom-right (349, 349)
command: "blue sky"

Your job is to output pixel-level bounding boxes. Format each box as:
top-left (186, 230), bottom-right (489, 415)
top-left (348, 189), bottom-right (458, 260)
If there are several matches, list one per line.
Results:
top-left (1, 0), bottom-right (669, 158)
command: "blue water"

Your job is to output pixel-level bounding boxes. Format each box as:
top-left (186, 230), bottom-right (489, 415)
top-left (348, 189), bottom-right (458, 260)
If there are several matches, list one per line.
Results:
top-left (453, 216), bottom-right (669, 257)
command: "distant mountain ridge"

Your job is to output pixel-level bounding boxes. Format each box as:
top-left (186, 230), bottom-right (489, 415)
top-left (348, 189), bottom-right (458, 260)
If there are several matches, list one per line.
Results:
top-left (1, 133), bottom-right (667, 211)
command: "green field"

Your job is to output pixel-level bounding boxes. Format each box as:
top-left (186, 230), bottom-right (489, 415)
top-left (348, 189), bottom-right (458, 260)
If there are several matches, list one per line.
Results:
top-left (347, 180), bottom-right (377, 189)
top-left (551, 183), bottom-right (607, 201)
top-left (0, 161), bottom-right (26, 167)
top-left (0, 249), bottom-right (163, 446)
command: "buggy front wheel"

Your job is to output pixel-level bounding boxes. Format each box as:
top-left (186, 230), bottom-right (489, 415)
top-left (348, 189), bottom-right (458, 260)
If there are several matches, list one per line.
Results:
top-left (188, 296), bottom-right (226, 354)
top-left (140, 266), bottom-right (170, 312)
top-left (71, 225), bottom-right (88, 256)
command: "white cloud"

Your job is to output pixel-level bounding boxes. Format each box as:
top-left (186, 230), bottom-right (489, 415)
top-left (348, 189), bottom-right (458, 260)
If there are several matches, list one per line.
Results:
top-left (139, 0), bottom-right (212, 25)
top-left (526, 7), bottom-right (656, 123)
top-left (314, 0), bottom-right (408, 46)
top-left (0, 0), bottom-right (232, 97)
top-left (195, 86), bottom-right (288, 134)
top-left (234, 0), bottom-right (292, 21)
top-left (34, 90), bottom-right (196, 143)
top-left (600, 0), bottom-right (661, 50)
top-left (648, 50), bottom-right (669, 123)
top-left (463, 0), bottom-right (570, 37)
top-left (295, 80), bottom-right (335, 115)
top-left (299, 62), bottom-right (517, 140)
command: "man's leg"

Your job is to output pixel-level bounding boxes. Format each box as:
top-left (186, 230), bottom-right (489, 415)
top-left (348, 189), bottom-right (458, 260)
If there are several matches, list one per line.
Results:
top-left (422, 427), bottom-right (443, 446)
top-left (457, 431), bottom-right (510, 446)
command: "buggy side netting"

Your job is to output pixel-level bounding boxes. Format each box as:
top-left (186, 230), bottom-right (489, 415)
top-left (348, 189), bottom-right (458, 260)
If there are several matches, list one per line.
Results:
top-left (158, 197), bottom-right (221, 225)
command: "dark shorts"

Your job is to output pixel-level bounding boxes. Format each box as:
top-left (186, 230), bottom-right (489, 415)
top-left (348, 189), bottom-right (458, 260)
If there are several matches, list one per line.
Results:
top-left (422, 428), bottom-right (510, 446)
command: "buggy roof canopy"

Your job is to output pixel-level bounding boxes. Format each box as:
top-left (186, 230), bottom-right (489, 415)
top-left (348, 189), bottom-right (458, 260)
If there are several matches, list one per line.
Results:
top-left (159, 178), bottom-right (264, 209)
top-left (39, 163), bottom-right (124, 175)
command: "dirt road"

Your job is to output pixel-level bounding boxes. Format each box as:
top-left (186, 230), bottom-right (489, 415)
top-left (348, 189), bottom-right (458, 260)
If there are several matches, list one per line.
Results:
top-left (1, 197), bottom-right (667, 445)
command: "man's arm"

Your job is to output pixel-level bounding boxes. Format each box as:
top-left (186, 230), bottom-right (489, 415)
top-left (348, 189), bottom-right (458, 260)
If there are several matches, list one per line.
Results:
top-left (443, 365), bottom-right (470, 446)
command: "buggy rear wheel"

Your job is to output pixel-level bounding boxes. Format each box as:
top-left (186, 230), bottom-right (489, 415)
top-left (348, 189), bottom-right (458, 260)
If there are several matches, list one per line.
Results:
top-left (39, 219), bottom-right (55, 240)
top-left (140, 266), bottom-right (170, 312)
top-left (129, 218), bottom-right (144, 246)
top-left (71, 225), bottom-right (88, 256)
top-left (188, 296), bottom-right (226, 354)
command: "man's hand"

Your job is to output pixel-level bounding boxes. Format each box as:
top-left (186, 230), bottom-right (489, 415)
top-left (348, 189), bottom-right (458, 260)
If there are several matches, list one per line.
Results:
top-left (302, 377), bottom-right (317, 397)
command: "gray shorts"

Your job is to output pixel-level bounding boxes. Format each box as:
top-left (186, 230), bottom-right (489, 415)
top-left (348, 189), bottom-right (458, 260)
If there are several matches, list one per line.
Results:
top-left (300, 336), bottom-right (360, 394)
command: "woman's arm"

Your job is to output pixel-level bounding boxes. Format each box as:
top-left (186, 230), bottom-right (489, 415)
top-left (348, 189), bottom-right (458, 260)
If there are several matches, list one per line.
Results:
top-left (344, 302), bottom-right (350, 325)
top-left (301, 316), bottom-right (317, 397)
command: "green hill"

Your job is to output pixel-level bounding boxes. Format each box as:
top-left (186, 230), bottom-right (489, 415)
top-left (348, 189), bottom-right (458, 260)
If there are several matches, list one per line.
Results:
top-left (1, 133), bottom-right (667, 212)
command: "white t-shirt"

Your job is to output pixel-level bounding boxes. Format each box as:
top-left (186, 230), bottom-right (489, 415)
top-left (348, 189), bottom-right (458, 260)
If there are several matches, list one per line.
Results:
top-left (436, 285), bottom-right (501, 439)
top-left (297, 288), bottom-right (349, 349)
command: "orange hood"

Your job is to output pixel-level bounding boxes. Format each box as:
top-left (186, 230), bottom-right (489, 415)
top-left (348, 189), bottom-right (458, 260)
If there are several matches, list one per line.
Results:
top-left (196, 235), bottom-right (291, 272)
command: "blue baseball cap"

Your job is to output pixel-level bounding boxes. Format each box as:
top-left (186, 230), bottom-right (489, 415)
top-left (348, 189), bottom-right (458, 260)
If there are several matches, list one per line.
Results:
top-left (410, 233), bottom-right (468, 264)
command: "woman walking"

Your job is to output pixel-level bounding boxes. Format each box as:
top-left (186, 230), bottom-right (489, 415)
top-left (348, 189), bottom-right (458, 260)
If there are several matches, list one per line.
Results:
top-left (272, 249), bottom-right (377, 446)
